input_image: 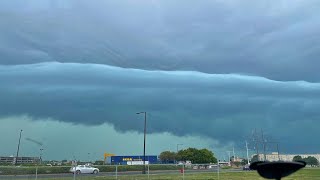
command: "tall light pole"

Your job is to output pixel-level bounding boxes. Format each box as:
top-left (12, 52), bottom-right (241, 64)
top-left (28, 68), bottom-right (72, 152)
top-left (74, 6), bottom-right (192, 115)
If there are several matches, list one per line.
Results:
top-left (40, 148), bottom-right (44, 165)
top-left (245, 141), bottom-right (250, 165)
top-left (233, 147), bottom-right (236, 162)
top-left (261, 129), bottom-right (267, 161)
top-left (176, 144), bottom-right (183, 164)
top-left (226, 151), bottom-right (232, 166)
top-left (136, 112), bottom-right (147, 174)
top-left (15, 129), bottom-right (23, 165)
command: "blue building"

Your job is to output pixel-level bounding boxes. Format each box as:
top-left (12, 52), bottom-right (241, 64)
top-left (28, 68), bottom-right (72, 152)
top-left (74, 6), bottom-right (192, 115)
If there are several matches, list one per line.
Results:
top-left (108, 155), bottom-right (158, 165)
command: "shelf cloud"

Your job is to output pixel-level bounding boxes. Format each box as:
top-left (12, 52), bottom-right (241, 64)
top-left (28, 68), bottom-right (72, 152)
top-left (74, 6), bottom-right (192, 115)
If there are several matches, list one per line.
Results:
top-left (1, 62), bottom-right (319, 153)
top-left (1, 0), bottom-right (320, 156)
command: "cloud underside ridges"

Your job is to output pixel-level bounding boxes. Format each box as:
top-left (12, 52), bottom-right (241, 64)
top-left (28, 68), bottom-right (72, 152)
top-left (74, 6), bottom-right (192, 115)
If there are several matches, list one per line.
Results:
top-left (1, 0), bottom-right (320, 81)
top-left (1, 0), bottom-right (320, 153)
top-left (0, 116), bottom-right (217, 160)
top-left (1, 62), bottom-right (320, 153)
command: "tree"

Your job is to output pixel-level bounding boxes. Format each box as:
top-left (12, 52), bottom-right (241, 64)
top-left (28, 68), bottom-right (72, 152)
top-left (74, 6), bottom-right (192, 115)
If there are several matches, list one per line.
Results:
top-left (176, 148), bottom-right (217, 164)
top-left (241, 159), bottom-right (248, 165)
top-left (159, 151), bottom-right (176, 163)
top-left (198, 148), bottom-right (218, 164)
top-left (233, 161), bottom-right (241, 167)
top-left (61, 159), bottom-right (71, 165)
top-left (292, 155), bottom-right (303, 162)
top-left (303, 156), bottom-right (319, 166)
top-left (251, 155), bottom-right (259, 163)
top-left (94, 160), bottom-right (104, 165)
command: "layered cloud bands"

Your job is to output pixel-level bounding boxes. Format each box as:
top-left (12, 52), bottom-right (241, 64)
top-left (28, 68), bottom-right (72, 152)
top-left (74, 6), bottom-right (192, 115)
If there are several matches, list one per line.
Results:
top-left (1, 63), bottom-right (319, 152)
top-left (1, 0), bottom-right (320, 81)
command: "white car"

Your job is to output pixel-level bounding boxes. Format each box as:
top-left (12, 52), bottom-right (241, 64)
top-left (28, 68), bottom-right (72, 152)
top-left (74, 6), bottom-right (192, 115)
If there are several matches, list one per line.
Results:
top-left (70, 165), bottom-right (99, 174)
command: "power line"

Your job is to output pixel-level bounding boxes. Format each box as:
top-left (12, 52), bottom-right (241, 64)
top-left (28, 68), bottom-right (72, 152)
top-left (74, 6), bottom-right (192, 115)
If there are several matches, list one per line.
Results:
top-left (25, 138), bottom-right (43, 146)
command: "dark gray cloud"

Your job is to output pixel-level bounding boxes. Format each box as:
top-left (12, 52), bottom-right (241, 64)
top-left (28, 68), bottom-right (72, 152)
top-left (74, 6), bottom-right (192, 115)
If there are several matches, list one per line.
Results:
top-left (1, 0), bottom-right (320, 81)
top-left (1, 62), bottom-right (320, 153)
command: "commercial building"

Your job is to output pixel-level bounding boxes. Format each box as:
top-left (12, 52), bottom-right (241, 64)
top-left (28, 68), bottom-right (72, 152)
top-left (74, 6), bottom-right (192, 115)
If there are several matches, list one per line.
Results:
top-left (0, 156), bottom-right (40, 164)
top-left (107, 155), bottom-right (158, 165)
top-left (254, 152), bottom-right (320, 162)
top-left (232, 157), bottom-right (245, 163)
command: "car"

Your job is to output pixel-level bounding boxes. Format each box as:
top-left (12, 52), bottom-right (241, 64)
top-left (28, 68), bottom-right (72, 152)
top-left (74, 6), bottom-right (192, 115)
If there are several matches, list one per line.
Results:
top-left (243, 164), bottom-right (251, 171)
top-left (208, 164), bottom-right (218, 169)
top-left (70, 165), bottom-right (99, 174)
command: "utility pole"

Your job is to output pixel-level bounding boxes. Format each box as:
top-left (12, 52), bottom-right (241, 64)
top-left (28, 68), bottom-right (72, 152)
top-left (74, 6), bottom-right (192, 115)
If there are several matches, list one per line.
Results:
top-left (73, 155), bottom-right (76, 180)
top-left (25, 137), bottom-right (44, 164)
top-left (15, 129), bottom-right (23, 165)
top-left (226, 151), bottom-right (232, 166)
top-left (40, 148), bottom-right (44, 165)
top-left (176, 144), bottom-right (183, 164)
top-left (245, 141), bottom-right (250, 164)
top-left (136, 112), bottom-right (147, 174)
top-left (143, 112), bottom-right (147, 174)
top-left (253, 128), bottom-right (259, 161)
top-left (261, 129), bottom-right (267, 161)
top-left (233, 147), bottom-right (236, 162)
top-left (276, 143), bottom-right (280, 161)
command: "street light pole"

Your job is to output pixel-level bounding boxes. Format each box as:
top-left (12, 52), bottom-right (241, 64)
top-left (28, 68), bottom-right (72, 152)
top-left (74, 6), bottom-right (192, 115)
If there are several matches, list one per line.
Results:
top-left (40, 148), bottom-right (44, 165)
top-left (136, 112), bottom-right (147, 174)
top-left (176, 144), bottom-right (183, 164)
top-left (227, 151), bottom-right (232, 166)
top-left (15, 129), bottom-right (23, 165)
top-left (245, 141), bottom-right (250, 165)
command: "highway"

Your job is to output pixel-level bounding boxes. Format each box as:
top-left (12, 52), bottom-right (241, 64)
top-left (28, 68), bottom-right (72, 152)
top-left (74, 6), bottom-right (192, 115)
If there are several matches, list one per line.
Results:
top-left (0, 169), bottom-right (242, 179)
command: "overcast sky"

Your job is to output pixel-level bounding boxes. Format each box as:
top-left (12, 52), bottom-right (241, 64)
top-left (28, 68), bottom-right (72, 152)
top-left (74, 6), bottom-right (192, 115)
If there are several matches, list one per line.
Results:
top-left (1, 0), bottom-right (320, 161)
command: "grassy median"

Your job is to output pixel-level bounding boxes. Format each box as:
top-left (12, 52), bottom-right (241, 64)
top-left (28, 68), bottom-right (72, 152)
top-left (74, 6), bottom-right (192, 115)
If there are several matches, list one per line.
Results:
top-left (7, 168), bottom-right (320, 180)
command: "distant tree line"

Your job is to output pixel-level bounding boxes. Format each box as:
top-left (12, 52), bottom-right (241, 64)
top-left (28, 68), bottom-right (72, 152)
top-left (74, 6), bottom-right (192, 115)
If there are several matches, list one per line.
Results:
top-left (293, 155), bottom-right (319, 166)
top-left (159, 148), bottom-right (217, 164)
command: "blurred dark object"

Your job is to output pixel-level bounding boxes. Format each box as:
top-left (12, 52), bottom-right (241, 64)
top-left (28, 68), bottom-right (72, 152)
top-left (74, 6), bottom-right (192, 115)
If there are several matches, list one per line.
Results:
top-left (242, 164), bottom-right (251, 171)
top-left (250, 161), bottom-right (306, 180)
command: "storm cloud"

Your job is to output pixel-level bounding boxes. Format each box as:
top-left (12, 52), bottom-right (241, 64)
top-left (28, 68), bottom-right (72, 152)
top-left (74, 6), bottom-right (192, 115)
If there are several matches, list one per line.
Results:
top-left (1, 62), bottom-right (320, 153)
top-left (1, 0), bottom-right (320, 156)
top-left (1, 0), bottom-right (320, 81)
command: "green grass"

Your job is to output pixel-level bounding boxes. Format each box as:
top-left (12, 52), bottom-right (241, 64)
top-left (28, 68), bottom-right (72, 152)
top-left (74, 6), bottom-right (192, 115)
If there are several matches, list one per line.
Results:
top-left (98, 169), bottom-right (320, 180)
top-left (9, 168), bottom-right (320, 180)
top-left (0, 166), bottom-right (71, 175)
top-left (0, 165), bottom-right (181, 175)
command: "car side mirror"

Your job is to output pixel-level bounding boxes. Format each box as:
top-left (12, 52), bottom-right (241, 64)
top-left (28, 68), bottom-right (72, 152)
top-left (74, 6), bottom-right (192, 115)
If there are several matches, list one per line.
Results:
top-left (249, 161), bottom-right (306, 180)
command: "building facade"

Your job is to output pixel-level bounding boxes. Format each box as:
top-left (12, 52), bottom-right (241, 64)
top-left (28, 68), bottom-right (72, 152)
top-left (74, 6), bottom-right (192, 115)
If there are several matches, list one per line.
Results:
top-left (107, 155), bottom-right (158, 165)
top-left (254, 152), bottom-right (320, 162)
top-left (0, 156), bottom-right (40, 164)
